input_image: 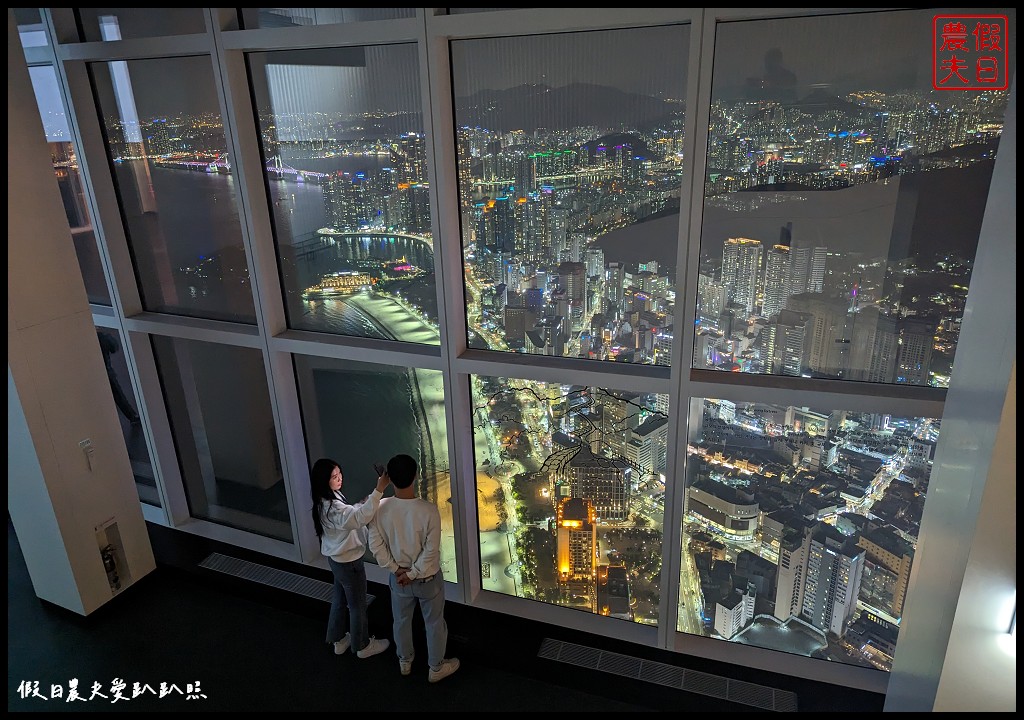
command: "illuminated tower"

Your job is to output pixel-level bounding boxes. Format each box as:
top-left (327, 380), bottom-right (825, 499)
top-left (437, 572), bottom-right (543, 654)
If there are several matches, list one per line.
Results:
top-left (721, 237), bottom-right (763, 316)
top-left (493, 196), bottom-right (516, 253)
top-left (697, 273), bottom-right (725, 329)
top-left (557, 261), bottom-right (587, 303)
top-left (584, 247), bottom-right (605, 278)
top-left (762, 245), bottom-right (790, 319)
top-left (766, 309), bottom-right (813, 376)
top-left (775, 522), bottom-right (864, 637)
top-left (556, 497), bottom-right (597, 611)
top-left (630, 414), bottom-right (669, 474)
top-left (566, 447), bottom-right (631, 521)
top-left (397, 132), bottom-right (426, 185)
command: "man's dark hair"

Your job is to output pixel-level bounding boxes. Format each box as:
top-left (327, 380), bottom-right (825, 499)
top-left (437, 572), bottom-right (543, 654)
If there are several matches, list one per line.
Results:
top-left (387, 454), bottom-right (418, 489)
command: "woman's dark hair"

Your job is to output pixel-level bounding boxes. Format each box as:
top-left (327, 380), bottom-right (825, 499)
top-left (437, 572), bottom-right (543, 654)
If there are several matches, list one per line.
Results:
top-left (387, 454), bottom-right (418, 489)
top-left (310, 458), bottom-right (340, 540)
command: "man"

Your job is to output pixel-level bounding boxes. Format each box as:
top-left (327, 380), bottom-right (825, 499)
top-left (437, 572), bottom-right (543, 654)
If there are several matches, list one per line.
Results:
top-left (368, 454), bottom-right (459, 682)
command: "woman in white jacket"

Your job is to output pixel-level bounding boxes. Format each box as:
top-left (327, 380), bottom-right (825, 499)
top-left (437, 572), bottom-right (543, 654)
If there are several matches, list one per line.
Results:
top-left (310, 457), bottom-right (391, 659)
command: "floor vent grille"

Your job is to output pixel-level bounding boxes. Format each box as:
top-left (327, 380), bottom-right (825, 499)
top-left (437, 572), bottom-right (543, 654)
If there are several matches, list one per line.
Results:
top-left (537, 638), bottom-right (798, 712)
top-left (198, 552), bottom-right (334, 603)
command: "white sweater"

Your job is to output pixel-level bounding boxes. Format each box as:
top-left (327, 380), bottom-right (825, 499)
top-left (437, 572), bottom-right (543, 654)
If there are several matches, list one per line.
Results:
top-left (319, 489), bottom-right (383, 563)
top-left (368, 496), bottom-right (441, 581)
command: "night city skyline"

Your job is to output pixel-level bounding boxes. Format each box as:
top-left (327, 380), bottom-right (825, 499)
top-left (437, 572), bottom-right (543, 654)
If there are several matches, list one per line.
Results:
top-left (37, 7), bottom-right (1012, 675)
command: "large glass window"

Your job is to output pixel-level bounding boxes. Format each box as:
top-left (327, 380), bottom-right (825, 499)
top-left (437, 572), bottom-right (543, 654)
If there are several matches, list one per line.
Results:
top-left (679, 398), bottom-right (938, 673)
top-left (452, 25), bottom-right (690, 365)
top-left (248, 45), bottom-right (438, 345)
top-left (473, 375), bottom-right (669, 624)
top-left (28, 64), bottom-right (111, 305)
top-left (153, 336), bottom-right (287, 541)
top-left (96, 327), bottom-right (157, 506)
top-left (294, 355), bottom-right (454, 579)
top-left (28, 6), bottom-right (1012, 699)
top-left (694, 9), bottom-right (1012, 387)
top-left (89, 55), bottom-right (256, 324)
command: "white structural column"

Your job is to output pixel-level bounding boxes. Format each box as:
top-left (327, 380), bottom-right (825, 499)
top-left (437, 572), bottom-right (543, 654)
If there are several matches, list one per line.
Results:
top-left (932, 363), bottom-right (1016, 711)
top-left (884, 80), bottom-right (1017, 712)
top-left (7, 10), bottom-right (155, 615)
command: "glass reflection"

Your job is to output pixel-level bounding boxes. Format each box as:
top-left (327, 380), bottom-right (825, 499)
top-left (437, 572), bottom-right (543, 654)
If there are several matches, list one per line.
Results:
top-left (248, 44), bottom-right (437, 344)
top-left (293, 355), bottom-right (454, 580)
top-left (89, 55), bottom-right (256, 324)
top-left (453, 26), bottom-right (690, 365)
top-left (76, 8), bottom-right (208, 42)
top-left (472, 375), bottom-right (669, 624)
top-left (96, 327), bottom-right (157, 506)
top-left (695, 9), bottom-right (1014, 387)
top-left (240, 8), bottom-right (414, 28)
top-left (15, 7), bottom-right (48, 49)
top-left (28, 65), bottom-right (110, 305)
top-left (680, 397), bottom-right (939, 672)
top-left (153, 336), bottom-right (288, 541)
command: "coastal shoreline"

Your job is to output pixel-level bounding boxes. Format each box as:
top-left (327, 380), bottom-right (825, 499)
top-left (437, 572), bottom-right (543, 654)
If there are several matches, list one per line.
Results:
top-left (333, 293), bottom-right (443, 496)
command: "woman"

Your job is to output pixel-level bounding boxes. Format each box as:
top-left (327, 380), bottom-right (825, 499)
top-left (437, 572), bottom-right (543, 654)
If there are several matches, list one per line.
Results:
top-left (310, 457), bottom-right (391, 659)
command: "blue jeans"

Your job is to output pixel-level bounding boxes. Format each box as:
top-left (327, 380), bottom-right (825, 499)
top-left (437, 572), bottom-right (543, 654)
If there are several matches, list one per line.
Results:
top-left (389, 571), bottom-right (447, 669)
top-left (327, 557), bottom-right (369, 654)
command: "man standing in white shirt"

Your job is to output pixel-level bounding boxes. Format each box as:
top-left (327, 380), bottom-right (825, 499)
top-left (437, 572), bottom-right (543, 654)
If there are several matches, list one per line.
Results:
top-left (368, 453), bottom-right (460, 683)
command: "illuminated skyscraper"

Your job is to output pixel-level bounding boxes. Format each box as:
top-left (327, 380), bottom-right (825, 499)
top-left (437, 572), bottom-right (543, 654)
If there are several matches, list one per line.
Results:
top-left (584, 247), bottom-right (605, 278)
top-left (631, 414), bottom-right (669, 474)
top-left (762, 244), bottom-right (790, 319)
top-left (697, 273), bottom-right (725, 329)
top-left (766, 309), bottom-right (813, 376)
top-left (721, 237), bottom-right (763, 316)
top-left (557, 261), bottom-right (587, 303)
top-left (565, 447), bottom-right (631, 521)
top-left (775, 522), bottom-right (865, 637)
top-left (556, 496), bottom-right (597, 611)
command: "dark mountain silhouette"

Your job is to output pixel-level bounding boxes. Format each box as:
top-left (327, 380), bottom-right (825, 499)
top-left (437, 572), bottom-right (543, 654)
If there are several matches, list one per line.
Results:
top-left (791, 87), bottom-right (872, 117)
top-left (455, 82), bottom-right (680, 133)
top-left (331, 112), bottom-right (423, 141)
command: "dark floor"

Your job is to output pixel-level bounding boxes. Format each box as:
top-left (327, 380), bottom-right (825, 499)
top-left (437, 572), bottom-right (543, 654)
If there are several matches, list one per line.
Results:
top-left (8, 518), bottom-right (886, 712)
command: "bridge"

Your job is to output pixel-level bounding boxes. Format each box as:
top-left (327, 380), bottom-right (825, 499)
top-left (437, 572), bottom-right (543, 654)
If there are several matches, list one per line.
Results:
top-left (266, 155), bottom-right (330, 183)
top-left (152, 152), bottom-right (231, 173)
top-left (148, 154), bottom-right (338, 183)
top-left (292, 230), bottom-right (434, 264)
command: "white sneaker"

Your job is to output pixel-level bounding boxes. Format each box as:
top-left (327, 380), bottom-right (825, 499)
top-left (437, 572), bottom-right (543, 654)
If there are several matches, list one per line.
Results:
top-left (356, 637), bottom-right (390, 659)
top-left (428, 658), bottom-right (460, 683)
top-left (399, 655), bottom-right (414, 676)
top-left (333, 633), bottom-right (351, 655)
